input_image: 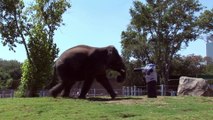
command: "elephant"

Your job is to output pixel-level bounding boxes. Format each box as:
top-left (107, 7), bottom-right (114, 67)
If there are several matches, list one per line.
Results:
top-left (48, 45), bottom-right (126, 99)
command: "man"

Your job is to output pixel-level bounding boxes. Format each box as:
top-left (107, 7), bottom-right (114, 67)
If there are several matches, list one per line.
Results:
top-left (134, 63), bottom-right (157, 98)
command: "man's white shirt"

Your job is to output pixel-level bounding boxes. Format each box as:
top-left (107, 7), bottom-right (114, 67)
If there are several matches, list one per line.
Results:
top-left (142, 64), bottom-right (157, 83)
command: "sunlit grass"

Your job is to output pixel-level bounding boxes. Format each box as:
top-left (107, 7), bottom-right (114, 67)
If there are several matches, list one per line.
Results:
top-left (0, 96), bottom-right (212, 120)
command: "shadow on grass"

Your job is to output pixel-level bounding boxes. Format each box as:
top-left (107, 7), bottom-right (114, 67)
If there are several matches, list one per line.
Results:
top-left (87, 97), bottom-right (142, 102)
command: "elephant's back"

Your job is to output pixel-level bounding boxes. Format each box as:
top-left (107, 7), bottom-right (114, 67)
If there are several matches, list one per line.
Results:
top-left (62, 45), bottom-right (95, 57)
top-left (55, 45), bottom-right (94, 73)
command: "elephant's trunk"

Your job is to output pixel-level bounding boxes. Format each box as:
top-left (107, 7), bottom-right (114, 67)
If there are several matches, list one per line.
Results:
top-left (117, 68), bottom-right (126, 83)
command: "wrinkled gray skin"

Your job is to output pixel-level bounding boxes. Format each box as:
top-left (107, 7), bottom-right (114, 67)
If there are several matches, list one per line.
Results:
top-left (49, 45), bottom-right (126, 99)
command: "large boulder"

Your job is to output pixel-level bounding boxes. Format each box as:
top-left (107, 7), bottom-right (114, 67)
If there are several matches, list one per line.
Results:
top-left (177, 76), bottom-right (213, 96)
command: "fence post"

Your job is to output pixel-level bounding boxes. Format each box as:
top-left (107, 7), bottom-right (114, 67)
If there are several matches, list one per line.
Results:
top-left (171, 91), bottom-right (176, 96)
top-left (11, 89), bottom-right (14, 97)
top-left (122, 86), bottom-right (125, 96)
top-left (93, 88), bottom-right (96, 97)
top-left (161, 84), bottom-right (164, 96)
top-left (141, 88), bottom-right (143, 96)
top-left (133, 86), bottom-right (137, 96)
top-left (2, 90), bottom-right (5, 98)
top-left (39, 90), bottom-right (42, 97)
top-left (126, 87), bottom-right (129, 96)
top-left (138, 88), bottom-right (141, 96)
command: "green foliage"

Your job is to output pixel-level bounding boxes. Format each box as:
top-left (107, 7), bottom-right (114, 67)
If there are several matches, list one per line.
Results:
top-left (121, 0), bottom-right (212, 83)
top-left (16, 60), bottom-right (32, 97)
top-left (198, 8), bottom-right (213, 34)
top-left (22, 24), bottom-right (57, 97)
top-left (204, 64), bottom-right (213, 75)
top-left (0, 97), bottom-right (213, 120)
top-left (123, 60), bottom-right (146, 86)
top-left (107, 61), bottom-right (145, 86)
top-left (1, 0), bottom-right (71, 97)
top-left (0, 0), bottom-right (26, 51)
top-left (170, 54), bottom-right (206, 76)
top-left (0, 69), bottom-right (10, 81)
top-left (0, 59), bottom-right (22, 89)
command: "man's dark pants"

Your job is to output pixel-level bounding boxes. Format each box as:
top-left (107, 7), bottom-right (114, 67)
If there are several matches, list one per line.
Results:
top-left (147, 81), bottom-right (157, 98)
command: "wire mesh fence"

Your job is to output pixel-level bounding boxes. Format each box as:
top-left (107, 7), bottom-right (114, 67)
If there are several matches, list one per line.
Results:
top-left (1, 84), bottom-right (213, 98)
top-left (0, 89), bottom-right (14, 98)
top-left (0, 85), bottom-right (179, 98)
top-left (122, 85), bottom-right (178, 96)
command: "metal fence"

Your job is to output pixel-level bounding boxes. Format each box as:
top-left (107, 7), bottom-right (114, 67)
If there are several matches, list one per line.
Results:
top-left (0, 89), bottom-right (14, 98)
top-left (0, 85), bottom-right (179, 98)
top-left (38, 85), bottom-right (178, 98)
top-left (122, 85), bottom-right (177, 96)
top-left (3, 85), bottom-right (213, 98)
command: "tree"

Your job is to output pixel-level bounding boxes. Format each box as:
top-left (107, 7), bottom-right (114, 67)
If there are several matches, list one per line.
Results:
top-left (198, 8), bottom-right (213, 45)
top-left (0, 0), bottom-right (30, 60)
top-left (170, 54), bottom-right (206, 77)
top-left (0, 0), bottom-right (70, 97)
top-left (204, 64), bottom-right (213, 75)
top-left (198, 8), bottom-right (213, 35)
top-left (121, 0), bottom-right (211, 83)
top-left (0, 0), bottom-right (70, 63)
top-left (123, 60), bottom-right (146, 86)
top-left (0, 58), bottom-right (21, 89)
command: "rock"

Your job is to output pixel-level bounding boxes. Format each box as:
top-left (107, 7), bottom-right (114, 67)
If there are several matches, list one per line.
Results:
top-left (177, 76), bottom-right (213, 96)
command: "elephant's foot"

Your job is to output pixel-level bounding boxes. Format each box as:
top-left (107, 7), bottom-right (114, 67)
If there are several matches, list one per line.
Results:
top-left (110, 93), bottom-right (117, 100)
top-left (62, 91), bottom-right (70, 98)
top-left (78, 95), bottom-right (86, 99)
top-left (62, 94), bottom-right (70, 98)
top-left (49, 91), bottom-right (58, 98)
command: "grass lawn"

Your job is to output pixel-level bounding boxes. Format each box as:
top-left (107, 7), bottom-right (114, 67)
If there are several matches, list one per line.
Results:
top-left (0, 96), bottom-right (213, 120)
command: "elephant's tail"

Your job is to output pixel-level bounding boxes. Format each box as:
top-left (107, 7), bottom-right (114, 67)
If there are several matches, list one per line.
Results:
top-left (45, 64), bottom-right (58, 89)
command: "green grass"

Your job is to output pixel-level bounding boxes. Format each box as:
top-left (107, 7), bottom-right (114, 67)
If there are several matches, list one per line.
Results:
top-left (0, 96), bottom-right (213, 120)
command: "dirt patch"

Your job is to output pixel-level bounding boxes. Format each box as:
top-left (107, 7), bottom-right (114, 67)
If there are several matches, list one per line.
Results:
top-left (88, 96), bottom-right (168, 105)
top-left (106, 98), bottom-right (145, 105)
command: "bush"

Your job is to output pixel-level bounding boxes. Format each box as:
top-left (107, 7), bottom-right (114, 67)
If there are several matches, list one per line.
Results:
top-left (16, 60), bottom-right (32, 97)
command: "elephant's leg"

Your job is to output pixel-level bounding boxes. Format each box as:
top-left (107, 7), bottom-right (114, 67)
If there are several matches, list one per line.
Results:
top-left (49, 82), bottom-right (64, 98)
top-left (79, 78), bottom-right (94, 99)
top-left (96, 76), bottom-right (116, 99)
top-left (62, 81), bottom-right (75, 98)
top-left (50, 69), bottom-right (71, 98)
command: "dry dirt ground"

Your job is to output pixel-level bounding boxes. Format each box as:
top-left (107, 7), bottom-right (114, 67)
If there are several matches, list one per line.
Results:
top-left (88, 96), bottom-right (169, 105)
